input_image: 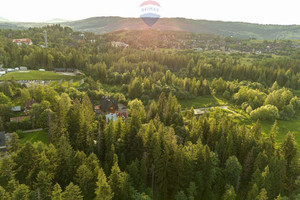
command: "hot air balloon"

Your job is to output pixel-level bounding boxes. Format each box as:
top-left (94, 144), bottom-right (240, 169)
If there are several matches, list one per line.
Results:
top-left (140, 0), bottom-right (161, 27)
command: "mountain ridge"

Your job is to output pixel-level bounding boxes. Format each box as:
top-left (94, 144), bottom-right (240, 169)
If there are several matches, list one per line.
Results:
top-left (2, 16), bottom-right (300, 39)
top-left (61, 17), bottom-right (300, 39)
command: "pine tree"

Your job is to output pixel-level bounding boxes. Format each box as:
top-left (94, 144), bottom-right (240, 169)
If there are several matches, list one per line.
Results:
top-left (247, 184), bottom-right (259, 200)
top-left (0, 156), bottom-right (15, 189)
top-left (81, 94), bottom-right (95, 149)
top-left (35, 171), bottom-right (52, 200)
top-left (55, 136), bottom-right (73, 188)
top-left (95, 168), bottom-right (113, 200)
top-left (51, 183), bottom-right (63, 200)
top-left (11, 184), bottom-right (30, 200)
top-left (67, 99), bottom-right (84, 149)
top-left (175, 191), bottom-right (188, 200)
top-left (7, 133), bottom-right (21, 153)
top-left (51, 93), bottom-right (71, 143)
top-left (222, 185), bottom-right (236, 200)
top-left (75, 164), bottom-right (95, 199)
top-left (224, 156), bottom-right (242, 191)
top-left (62, 182), bottom-right (83, 200)
top-left (256, 188), bottom-right (268, 200)
top-left (281, 132), bottom-right (298, 192)
top-left (108, 154), bottom-right (131, 200)
top-left (0, 186), bottom-right (10, 200)
top-left (13, 142), bottom-right (39, 186)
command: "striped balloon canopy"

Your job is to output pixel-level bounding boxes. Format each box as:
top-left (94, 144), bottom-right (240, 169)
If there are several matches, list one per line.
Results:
top-left (140, 0), bottom-right (161, 27)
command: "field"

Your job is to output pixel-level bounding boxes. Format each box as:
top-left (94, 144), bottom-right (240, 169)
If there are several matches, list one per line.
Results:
top-left (179, 95), bottom-right (227, 110)
top-left (180, 94), bottom-right (300, 151)
top-left (292, 90), bottom-right (300, 98)
top-left (0, 70), bottom-right (81, 81)
top-left (18, 130), bottom-right (50, 144)
top-left (260, 117), bottom-right (300, 151)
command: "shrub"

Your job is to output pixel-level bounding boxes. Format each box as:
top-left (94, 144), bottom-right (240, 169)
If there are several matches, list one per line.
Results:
top-left (250, 105), bottom-right (279, 121)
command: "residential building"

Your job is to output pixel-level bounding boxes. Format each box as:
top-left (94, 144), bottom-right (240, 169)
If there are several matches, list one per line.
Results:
top-left (105, 113), bottom-right (118, 122)
top-left (12, 38), bottom-right (33, 46)
top-left (10, 116), bottom-right (30, 123)
top-left (20, 66), bottom-right (28, 71)
top-left (112, 41), bottom-right (129, 48)
top-left (11, 106), bottom-right (21, 112)
top-left (99, 96), bottom-right (118, 113)
top-left (25, 99), bottom-right (37, 113)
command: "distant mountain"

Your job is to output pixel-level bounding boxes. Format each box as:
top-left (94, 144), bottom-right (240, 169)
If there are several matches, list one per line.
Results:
top-left (62, 17), bottom-right (300, 39)
top-left (0, 17), bottom-right (9, 22)
top-left (46, 18), bottom-right (71, 23)
top-left (2, 17), bottom-right (300, 39)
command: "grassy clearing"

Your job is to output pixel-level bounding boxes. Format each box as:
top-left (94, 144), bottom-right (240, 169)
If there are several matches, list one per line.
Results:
top-left (182, 95), bottom-right (300, 151)
top-left (292, 90), bottom-right (300, 98)
top-left (179, 95), bottom-right (227, 110)
top-left (101, 83), bottom-right (123, 93)
top-left (233, 107), bottom-right (300, 151)
top-left (0, 70), bottom-right (81, 81)
top-left (260, 117), bottom-right (300, 151)
top-left (18, 130), bottom-right (50, 144)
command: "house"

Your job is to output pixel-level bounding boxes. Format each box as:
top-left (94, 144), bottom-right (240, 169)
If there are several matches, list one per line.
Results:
top-left (111, 41), bottom-right (129, 48)
top-left (10, 116), bottom-right (30, 123)
top-left (99, 96), bottom-right (118, 113)
top-left (117, 103), bottom-right (128, 118)
top-left (92, 96), bottom-right (119, 116)
top-left (6, 68), bottom-right (14, 73)
top-left (0, 131), bottom-right (6, 152)
top-left (12, 38), bottom-right (33, 46)
top-left (0, 131), bottom-right (5, 147)
top-left (0, 70), bottom-right (5, 77)
top-left (20, 66), bottom-right (28, 71)
top-left (194, 108), bottom-right (210, 117)
top-left (25, 99), bottom-right (36, 112)
top-left (11, 106), bottom-right (21, 112)
top-left (105, 113), bottom-right (118, 122)
top-left (94, 105), bottom-right (101, 116)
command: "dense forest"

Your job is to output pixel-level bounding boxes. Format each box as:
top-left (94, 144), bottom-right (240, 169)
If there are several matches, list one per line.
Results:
top-left (0, 25), bottom-right (300, 199)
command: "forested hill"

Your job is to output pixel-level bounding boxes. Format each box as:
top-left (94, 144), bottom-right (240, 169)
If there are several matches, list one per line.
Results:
top-left (62, 17), bottom-right (300, 39)
top-left (2, 17), bottom-right (300, 39)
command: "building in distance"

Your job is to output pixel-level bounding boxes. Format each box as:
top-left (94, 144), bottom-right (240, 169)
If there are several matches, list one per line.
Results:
top-left (12, 38), bottom-right (33, 46)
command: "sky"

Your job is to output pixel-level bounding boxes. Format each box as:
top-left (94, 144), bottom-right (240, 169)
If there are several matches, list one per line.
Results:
top-left (0, 0), bottom-right (299, 25)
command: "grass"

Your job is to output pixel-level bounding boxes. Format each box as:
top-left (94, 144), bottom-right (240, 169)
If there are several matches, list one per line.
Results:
top-left (292, 90), bottom-right (300, 98)
top-left (179, 95), bottom-right (227, 110)
top-left (260, 117), bottom-right (300, 151)
top-left (101, 83), bottom-right (123, 93)
top-left (18, 130), bottom-right (50, 144)
top-left (0, 70), bottom-right (81, 81)
top-left (233, 107), bottom-right (300, 151)
top-left (182, 95), bottom-right (300, 151)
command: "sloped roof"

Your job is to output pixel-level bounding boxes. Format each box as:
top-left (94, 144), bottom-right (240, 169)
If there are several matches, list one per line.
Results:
top-left (0, 132), bottom-right (5, 146)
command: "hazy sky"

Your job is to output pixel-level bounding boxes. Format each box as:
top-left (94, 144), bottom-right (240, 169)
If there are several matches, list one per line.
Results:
top-left (1, 0), bottom-right (299, 25)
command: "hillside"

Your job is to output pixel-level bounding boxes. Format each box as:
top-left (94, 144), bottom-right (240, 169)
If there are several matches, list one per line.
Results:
top-left (0, 17), bottom-right (9, 22)
top-left (63, 17), bottom-right (300, 39)
top-left (2, 16), bottom-right (300, 39)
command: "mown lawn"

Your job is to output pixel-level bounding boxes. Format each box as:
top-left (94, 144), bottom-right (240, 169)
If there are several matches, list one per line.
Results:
top-left (0, 70), bottom-right (80, 81)
top-left (18, 130), bottom-right (50, 144)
